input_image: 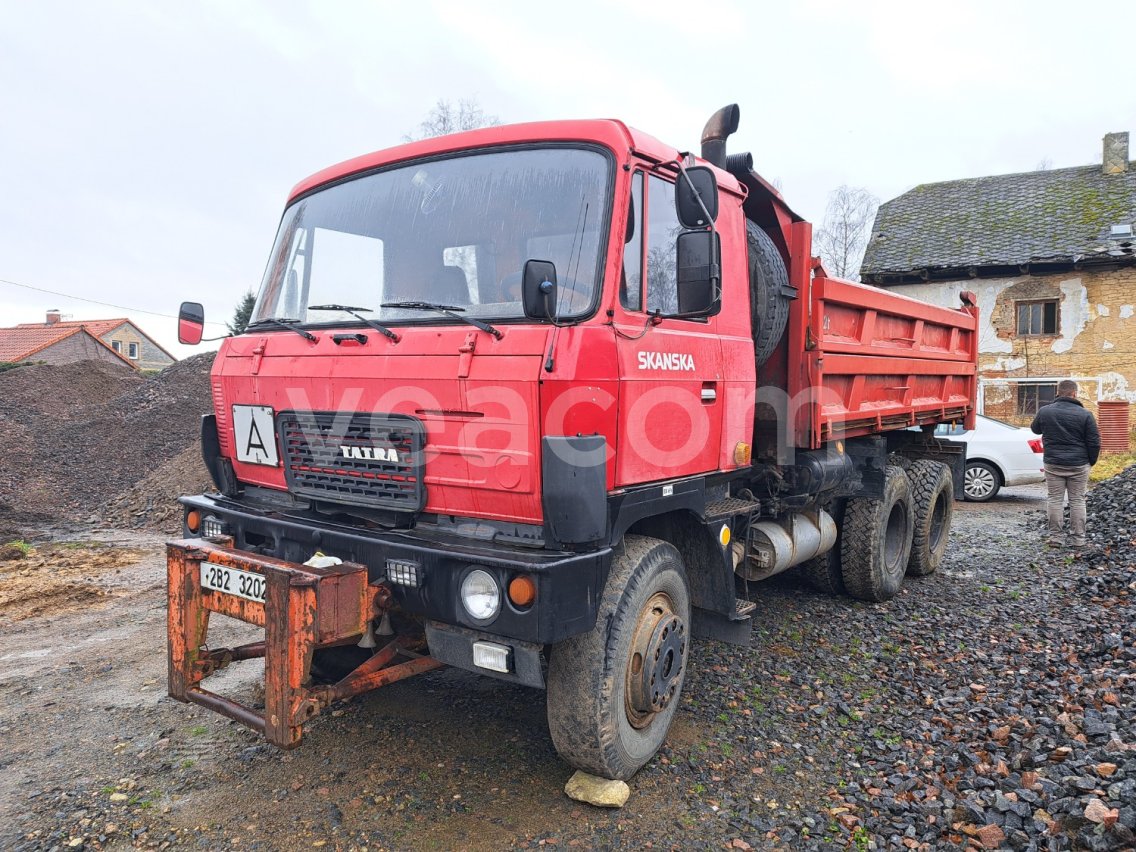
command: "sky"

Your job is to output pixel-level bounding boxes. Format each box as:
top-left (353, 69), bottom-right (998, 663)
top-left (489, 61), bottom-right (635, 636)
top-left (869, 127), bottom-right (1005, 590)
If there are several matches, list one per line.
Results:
top-left (1, 0), bottom-right (1133, 359)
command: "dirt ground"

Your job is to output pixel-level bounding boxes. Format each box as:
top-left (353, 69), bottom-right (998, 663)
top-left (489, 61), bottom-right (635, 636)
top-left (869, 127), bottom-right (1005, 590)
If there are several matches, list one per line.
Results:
top-left (0, 486), bottom-right (1054, 850)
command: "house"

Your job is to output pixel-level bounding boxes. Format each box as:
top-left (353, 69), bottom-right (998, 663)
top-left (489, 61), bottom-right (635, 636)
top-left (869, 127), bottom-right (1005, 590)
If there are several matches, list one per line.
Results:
top-left (861, 131), bottom-right (1136, 425)
top-left (0, 323), bottom-right (133, 369)
top-left (9, 311), bottom-right (175, 371)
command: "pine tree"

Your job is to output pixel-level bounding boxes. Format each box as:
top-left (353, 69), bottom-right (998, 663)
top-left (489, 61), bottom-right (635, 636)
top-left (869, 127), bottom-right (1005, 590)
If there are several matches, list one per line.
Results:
top-left (227, 291), bottom-right (256, 335)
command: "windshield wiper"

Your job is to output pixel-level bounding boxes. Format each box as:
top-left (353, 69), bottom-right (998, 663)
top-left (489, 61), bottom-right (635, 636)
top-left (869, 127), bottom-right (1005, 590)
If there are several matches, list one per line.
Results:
top-left (380, 301), bottom-right (502, 339)
top-left (245, 317), bottom-right (317, 342)
top-left (307, 304), bottom-right (400, 342)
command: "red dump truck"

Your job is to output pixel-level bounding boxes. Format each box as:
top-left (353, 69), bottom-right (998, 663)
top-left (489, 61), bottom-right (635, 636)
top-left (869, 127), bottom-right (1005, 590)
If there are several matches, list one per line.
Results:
top-left (170, 104), bottom-right (978, 781)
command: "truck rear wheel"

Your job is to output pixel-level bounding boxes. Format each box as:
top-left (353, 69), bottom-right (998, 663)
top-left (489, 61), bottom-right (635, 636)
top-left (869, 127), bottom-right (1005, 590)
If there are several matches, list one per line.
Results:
top-left (905, 460), bottom-right (953, 577)
top-left (840, 466), bottom-right (914, 602)
top-left (546, 535), bottom-right (690, 781)
top-left (746, 221), bottom-right (791, 367)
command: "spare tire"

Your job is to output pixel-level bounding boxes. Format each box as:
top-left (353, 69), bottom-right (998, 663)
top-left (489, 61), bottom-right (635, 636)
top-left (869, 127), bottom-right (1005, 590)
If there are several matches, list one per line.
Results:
top-left (747, 221), bottom-right (792, 366)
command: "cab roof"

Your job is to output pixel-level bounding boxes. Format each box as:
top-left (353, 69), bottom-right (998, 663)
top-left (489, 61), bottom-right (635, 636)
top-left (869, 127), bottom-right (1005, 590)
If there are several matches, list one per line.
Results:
top-left (287, 119), bottom-right (743, 202)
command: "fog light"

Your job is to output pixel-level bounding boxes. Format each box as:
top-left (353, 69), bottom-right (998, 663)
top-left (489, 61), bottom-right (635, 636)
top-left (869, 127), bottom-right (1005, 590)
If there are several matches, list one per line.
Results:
top-left (202, 516), bottom-right (227, 538)
top-left (460, 568), bottom-right (500, 621)
top-left (386, 558), bottom-right (421, 587)
top-left (472, 641), bottom-right (511, 673)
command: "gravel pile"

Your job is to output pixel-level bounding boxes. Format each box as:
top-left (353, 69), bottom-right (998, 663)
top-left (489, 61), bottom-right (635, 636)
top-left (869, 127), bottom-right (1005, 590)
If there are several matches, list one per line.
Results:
top-left (0, 355), bottom-right (215, 529)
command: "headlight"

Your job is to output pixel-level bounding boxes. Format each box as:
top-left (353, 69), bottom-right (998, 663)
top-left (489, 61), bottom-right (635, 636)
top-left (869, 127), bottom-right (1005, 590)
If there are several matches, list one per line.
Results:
top-left (460, 568), bottom-right (500, 621)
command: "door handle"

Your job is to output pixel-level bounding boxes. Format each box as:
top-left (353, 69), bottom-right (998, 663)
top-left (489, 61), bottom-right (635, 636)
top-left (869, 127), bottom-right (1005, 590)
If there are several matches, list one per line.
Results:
top-left (701, 381), bottom-right (717, 404)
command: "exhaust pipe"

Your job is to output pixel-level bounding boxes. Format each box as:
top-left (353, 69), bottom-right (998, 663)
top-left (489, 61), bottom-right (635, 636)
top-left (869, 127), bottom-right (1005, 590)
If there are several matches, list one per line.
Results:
top-left (700, 104), bottom-right (740, 168)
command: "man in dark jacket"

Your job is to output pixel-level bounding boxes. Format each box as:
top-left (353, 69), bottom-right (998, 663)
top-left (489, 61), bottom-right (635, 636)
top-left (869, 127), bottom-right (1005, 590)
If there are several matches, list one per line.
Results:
top-left (1030, 380), bottom-right (1101, 549)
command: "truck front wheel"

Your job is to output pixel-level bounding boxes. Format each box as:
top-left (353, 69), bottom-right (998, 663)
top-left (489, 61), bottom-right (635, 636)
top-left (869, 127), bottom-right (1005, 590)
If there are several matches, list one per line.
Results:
top-left (840, 466), bottom-right (914, 602)
top-left (546, 535), bottom-right (690, 781)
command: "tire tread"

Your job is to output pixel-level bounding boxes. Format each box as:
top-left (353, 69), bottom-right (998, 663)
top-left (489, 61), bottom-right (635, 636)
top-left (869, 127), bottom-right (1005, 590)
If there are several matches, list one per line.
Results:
top-left (906, 459), bottom-right (953, 577)
top-left (840, 466), bottom-right (913, 602)
top-left (746, 221), bottom-right (791, 367)
top-left (546, 535), bottom-right (688, 780)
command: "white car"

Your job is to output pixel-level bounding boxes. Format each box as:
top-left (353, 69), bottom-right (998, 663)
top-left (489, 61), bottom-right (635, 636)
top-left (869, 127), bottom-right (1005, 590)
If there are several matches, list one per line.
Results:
top-left (932, 415), bottom-right (1046, 501)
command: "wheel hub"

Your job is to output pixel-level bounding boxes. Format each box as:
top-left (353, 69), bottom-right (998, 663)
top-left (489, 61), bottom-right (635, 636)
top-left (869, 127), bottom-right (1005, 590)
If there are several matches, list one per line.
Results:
top-left (627, 593), bottom-right (686, 725)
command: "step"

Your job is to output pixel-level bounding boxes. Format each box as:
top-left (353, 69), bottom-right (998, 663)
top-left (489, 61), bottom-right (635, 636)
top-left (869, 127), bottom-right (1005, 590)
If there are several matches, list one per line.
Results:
top-left (704, 497), bottom-right (760, 519)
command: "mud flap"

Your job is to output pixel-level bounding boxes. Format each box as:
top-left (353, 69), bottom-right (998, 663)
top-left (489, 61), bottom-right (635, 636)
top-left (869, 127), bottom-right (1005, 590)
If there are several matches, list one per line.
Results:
top-left (690, 604), bottom-right (754, 647)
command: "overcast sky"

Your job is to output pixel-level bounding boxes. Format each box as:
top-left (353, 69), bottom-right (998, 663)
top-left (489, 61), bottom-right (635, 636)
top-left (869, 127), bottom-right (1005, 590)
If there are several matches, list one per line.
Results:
top-left (1, 0), bottom-right (1132, 358)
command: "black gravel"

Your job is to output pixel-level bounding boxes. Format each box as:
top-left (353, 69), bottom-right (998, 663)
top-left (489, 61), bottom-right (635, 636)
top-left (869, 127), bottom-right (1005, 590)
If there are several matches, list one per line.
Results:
top-left (3, 474), bottom-right (1132, 850)
top-left (642, 475), bottom-right (1134, 851)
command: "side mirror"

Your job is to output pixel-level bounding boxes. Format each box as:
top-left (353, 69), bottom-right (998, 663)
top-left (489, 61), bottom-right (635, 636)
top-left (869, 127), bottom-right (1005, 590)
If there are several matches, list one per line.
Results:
top-left (675, 231), bottom-right (721, 316)
top-left (522, 259), bottom-right (558, 320)
top-left (178, 301), bottom-right (205, 345)
top-left (675, 166), bottom-right (719, 229)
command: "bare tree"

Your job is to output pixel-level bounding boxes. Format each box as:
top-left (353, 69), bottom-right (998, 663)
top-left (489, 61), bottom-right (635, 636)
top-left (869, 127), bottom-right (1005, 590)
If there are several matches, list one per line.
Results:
top-left (1035, 156), bottom-right (1053, 171)
top-left (403, 97), bottom-right (501, 141)
top-left (813, 185), bottom-right (879, 281)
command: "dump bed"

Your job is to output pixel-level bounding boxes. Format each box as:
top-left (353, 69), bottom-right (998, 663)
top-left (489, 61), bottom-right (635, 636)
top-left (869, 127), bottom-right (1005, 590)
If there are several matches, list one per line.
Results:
top-left (785, 254), bottom-right (978, 449)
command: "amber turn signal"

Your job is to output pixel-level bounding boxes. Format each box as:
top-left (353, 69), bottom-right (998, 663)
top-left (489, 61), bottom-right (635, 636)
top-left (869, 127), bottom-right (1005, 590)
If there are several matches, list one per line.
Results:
top-left (186, 510), bottom-right (201, 533)
top-left (733, 442), bottom-right (752, 466)
top-left (507, 575), bottom-right (536, 608)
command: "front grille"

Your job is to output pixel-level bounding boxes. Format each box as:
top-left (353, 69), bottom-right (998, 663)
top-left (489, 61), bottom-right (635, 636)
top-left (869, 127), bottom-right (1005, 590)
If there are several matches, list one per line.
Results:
top-left (277, 411), bottom-right (425, 512)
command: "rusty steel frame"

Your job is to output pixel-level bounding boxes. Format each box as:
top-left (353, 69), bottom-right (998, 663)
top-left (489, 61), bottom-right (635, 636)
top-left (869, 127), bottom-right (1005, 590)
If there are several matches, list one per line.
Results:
top-left (167, 537), bottom-right (442, 748)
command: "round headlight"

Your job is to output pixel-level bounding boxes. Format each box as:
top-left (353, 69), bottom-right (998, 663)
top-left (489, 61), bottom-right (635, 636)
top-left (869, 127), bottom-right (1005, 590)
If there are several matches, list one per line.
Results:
top-left (460, 568), bottom-right (500, 621)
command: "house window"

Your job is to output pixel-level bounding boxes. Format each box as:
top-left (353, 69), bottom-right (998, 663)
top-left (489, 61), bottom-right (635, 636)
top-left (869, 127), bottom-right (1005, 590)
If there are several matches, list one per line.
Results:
top-left (1017, 382), bottom-right (1056, 415)
top-left (111, 340), bottom-right (122, 353)
top-left (1016, 300), bottom-right (1057, 336)
top-left (128, 342), bottom-right (139, 359)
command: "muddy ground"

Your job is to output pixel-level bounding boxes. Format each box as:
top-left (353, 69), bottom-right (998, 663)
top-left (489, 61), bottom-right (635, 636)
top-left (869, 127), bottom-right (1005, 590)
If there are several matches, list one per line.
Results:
top-left (0, 484), bottom-right (1128, 850)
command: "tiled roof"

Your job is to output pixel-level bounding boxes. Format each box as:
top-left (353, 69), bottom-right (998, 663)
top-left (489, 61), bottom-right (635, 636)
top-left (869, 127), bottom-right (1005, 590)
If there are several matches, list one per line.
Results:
top-left (11, 317), bottom-right (176, 361)
top-left (0, 326), bottom-right (85, 361)
top-left (0, 326), bottom-right (136, 365)
top-left (15, 318), bottom-right (128, 335)
top-left (862, 162), bottom-right (1136, 278)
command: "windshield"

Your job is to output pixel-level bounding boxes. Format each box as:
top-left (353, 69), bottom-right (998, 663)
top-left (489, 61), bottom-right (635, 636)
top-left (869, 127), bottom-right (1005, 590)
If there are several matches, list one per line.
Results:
top-left (251, 147), bottom-right (611, 327)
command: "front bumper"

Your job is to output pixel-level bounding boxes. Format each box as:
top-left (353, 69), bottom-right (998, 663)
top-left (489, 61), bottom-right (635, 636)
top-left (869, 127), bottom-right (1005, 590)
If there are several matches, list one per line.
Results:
top-left (180, 493), bottom-right (611, 645)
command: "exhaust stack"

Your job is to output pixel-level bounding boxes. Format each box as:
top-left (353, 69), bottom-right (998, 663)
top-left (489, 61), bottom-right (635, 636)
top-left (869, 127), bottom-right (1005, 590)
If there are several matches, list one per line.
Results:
top-left (700, 104), bottom-right (740, 168)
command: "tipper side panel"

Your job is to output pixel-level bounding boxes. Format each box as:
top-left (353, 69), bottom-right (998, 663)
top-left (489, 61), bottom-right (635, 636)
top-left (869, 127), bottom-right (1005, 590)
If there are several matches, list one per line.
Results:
top-left (800, 276), bottom-right (978, 448)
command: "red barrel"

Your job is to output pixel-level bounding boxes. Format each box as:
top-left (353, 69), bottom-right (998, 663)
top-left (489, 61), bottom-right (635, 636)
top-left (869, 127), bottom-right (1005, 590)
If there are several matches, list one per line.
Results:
top-left (1097, 400), bottom-right (1132, 453)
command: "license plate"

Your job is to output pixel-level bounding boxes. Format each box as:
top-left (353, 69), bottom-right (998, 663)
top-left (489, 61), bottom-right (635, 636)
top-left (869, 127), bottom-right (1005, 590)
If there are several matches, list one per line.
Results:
top-left (200, 562), bottom-right (267, 604)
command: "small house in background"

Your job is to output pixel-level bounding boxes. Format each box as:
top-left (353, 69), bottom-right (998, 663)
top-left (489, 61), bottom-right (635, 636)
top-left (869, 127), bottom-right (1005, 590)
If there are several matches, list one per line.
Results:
top-left (7, 311), bottom-right (175, 371)
top-left (861, 131), bottom-right (1136, 427)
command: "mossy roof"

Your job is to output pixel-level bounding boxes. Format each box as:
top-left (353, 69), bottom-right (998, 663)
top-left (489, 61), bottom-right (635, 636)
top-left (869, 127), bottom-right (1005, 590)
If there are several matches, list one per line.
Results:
top-left (862, 162), bottom-right (1136, 275)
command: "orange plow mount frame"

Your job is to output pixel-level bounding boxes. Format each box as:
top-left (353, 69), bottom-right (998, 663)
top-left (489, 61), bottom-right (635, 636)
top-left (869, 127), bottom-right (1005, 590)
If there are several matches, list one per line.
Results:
top-left (167, 538), bottom-right (442, 748)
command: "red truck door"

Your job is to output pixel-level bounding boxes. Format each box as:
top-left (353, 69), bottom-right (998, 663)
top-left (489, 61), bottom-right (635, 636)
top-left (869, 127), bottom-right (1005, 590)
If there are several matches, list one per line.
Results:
top-left (613, 171), bottom-right (724, 486)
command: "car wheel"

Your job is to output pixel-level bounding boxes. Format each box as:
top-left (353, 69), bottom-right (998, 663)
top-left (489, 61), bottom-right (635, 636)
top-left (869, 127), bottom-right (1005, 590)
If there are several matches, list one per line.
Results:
top-left (963, 461), bottom-right (1001, 502)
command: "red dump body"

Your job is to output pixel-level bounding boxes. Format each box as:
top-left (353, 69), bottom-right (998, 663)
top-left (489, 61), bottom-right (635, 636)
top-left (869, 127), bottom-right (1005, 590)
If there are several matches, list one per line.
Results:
top-left (784, 267), bottom-right (978, 448)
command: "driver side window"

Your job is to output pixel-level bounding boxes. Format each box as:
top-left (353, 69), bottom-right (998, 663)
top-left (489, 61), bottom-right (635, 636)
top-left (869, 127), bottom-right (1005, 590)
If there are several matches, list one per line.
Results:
top-left (645, 175), bottom-right (682, 315)
top-left (620, 172), bottom-right (643, 310)
top-left (621, 174), bottom-right (686, 317)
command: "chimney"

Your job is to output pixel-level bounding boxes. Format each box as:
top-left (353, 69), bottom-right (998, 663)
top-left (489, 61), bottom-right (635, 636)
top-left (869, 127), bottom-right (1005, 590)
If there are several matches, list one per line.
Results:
top-left (1103, 131), bottom-right (1129, 175)
top-left (46, 309), bottom-right (61, 325)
